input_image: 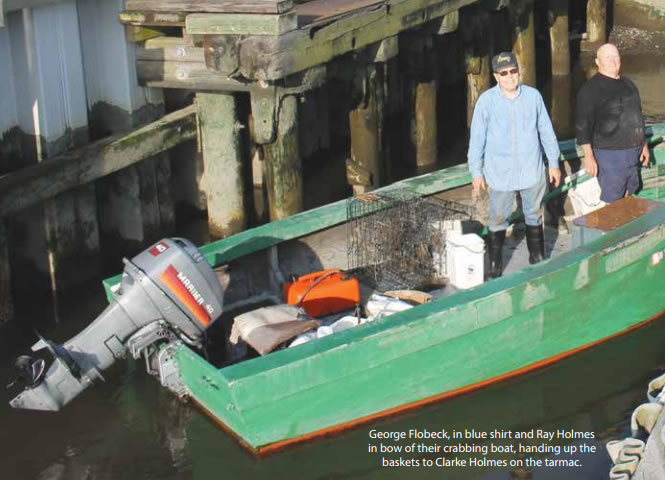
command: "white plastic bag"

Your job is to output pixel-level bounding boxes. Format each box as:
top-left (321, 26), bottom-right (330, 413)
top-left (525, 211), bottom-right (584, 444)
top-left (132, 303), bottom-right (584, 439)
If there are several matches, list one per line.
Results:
top-left (365, 293), bottom-right (413, 321)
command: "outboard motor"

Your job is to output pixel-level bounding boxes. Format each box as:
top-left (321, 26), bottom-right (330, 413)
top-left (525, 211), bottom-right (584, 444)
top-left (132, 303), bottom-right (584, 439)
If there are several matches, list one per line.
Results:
top-left (9, 238), bottom-right (223, 411)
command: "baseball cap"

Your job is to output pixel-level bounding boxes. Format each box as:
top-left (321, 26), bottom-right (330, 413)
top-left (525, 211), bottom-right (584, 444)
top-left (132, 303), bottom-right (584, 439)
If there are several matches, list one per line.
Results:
top-left (492, 52), bottom-right (518, 72)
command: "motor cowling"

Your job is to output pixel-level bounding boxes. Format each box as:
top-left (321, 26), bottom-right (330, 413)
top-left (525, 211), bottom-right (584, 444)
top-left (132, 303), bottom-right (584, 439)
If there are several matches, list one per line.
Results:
top-left (9, 238), bottom-right (223, 411)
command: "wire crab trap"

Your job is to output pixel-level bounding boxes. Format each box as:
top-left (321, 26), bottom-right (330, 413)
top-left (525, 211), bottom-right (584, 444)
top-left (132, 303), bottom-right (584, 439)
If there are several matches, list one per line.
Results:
top-left (346, 191), bottom-right (475, 291)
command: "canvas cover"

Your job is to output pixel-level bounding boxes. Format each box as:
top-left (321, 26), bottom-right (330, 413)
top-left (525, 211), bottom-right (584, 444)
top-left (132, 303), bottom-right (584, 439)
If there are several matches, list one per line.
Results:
top-left (230, 304), bottom-right (319, 355)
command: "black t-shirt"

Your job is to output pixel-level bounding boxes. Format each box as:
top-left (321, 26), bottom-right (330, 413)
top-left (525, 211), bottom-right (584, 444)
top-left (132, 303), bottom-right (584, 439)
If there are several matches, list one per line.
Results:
top-left (575, 73), bottom-right (645, 150)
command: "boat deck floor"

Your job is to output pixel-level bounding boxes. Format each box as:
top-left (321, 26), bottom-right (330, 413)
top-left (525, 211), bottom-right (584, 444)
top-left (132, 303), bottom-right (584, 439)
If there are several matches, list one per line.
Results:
top-left (424, 225), bottom-right (573, 299)
top-left (502, 225), bottom-right (572, 276)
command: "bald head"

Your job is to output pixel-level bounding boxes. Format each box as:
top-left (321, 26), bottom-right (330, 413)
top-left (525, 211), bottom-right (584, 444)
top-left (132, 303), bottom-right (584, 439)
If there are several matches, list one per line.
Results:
top-left (595, 43), bottom-right (621, 79)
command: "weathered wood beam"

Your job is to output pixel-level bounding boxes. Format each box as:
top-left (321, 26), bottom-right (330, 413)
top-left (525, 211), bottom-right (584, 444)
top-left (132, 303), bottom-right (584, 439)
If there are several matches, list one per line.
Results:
top-left (415, 81), bottom-right (437, 168)
top-left (585, 0), bottom-right (607, 49)
top-left (510, 0), bottom-right (536, 87)
top-left (462, 6), bottom-right (492, 128)
top-left (119, 10), bottom-right (188, 27)
top-left (137, 60), bottom-right (252, 91)
top-left (550, 74), bottom-right (572, 139)
top-left (137, 38), bottom-right (329, 93)
top-left (250, 65), bottom-right (326, 144)
top-left (263, 95), bottom-right (303, 220)
top-left (548, 0), bottom-right (570, 75)
top-left (420, 10), bottom-right (459, 35)
top-left (0, 106), bottom-right (196, 217)
top-left (298, 0), bottom-right (386, 27)
top-left (236, 0), bottom-right (477, 81)
top-left (197, 92), bottom-right (248, 239)
top-left (186, 11), bottom-right (298, 35)
top-left (125, 0), bottom-right (294, 14)
top-left (348, 64), bottom-right (384, 194)
top-left (137, 36), bottom-right (206, 62)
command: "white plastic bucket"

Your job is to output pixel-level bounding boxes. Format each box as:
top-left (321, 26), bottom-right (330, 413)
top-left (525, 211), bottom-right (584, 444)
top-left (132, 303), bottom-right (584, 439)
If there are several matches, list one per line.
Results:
top-left (431, 220), bottom-right (463, 279)
top-left (445, 233), bottom-right (485, 289)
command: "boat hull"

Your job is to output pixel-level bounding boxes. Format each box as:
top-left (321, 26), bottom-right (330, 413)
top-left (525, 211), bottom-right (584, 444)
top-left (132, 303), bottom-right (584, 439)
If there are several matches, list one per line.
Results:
top-left (175, 205), bottom-right (665, 452)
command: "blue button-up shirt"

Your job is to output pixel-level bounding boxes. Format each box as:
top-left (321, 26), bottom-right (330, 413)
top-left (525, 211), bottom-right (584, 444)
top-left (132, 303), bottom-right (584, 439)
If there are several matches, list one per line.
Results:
top-left (467, 85), bottom-right (561, 192)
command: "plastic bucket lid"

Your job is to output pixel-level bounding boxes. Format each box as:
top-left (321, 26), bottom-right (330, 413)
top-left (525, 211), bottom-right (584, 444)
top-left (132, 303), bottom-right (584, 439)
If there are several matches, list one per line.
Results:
top-left (446, 233), bottom-right (485, 254)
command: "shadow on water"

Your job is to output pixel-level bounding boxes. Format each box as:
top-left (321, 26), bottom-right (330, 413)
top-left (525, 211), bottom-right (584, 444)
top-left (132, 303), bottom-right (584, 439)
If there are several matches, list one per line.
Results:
top-left (0, 286), bottom-right (193, 480)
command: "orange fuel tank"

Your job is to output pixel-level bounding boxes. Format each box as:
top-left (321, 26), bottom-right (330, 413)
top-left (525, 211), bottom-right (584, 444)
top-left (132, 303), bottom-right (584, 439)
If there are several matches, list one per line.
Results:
top-left (283, 269), bottom-right (360, 318)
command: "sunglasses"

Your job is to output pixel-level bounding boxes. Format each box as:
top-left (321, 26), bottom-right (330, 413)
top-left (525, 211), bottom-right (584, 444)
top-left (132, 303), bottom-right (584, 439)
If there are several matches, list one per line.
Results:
top-left (497, 68), bottom-right (519, 76)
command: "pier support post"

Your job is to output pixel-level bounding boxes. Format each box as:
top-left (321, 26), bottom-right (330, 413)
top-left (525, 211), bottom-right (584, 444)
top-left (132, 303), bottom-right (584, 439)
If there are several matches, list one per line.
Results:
top-left (348, 64), bottom-right (384, 194)
top-left (510, 0), bottom-right (536, 87)
top-left (462, 7), bottom-right (492, 127)
top-left (196, 92), bottom-right (248, 239)
top-left (550, 74), bottom-right (573, 139)
top-left (414, 80), bottom-right (438, 169)
top-left (262, 95), bottom-right (303, 220)
top-left (403, 35), bottom-right (438, 169)
top-left (0, 221), bottom-right (13, 323)
top-left (549, 0), bottom-right (571, 76)
top-left (585, 0), bottom-right (607, 49)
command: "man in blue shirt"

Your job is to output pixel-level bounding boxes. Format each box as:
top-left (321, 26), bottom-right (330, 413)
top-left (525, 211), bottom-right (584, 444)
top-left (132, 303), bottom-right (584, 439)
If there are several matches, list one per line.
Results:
top-left (468, 52), bottom-right (561, 278)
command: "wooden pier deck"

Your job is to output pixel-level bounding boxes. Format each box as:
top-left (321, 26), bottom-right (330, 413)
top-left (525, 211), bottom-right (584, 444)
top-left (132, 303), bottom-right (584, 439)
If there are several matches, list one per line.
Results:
top-left (121, 0), bottom-right (470, 84)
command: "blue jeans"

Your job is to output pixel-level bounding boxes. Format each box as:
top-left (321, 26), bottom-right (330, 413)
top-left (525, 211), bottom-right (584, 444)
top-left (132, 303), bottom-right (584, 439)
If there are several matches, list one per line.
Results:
top-left (595, 147), bottom-right (642, 203)
top-left (489, 176), bottom-right (546, 232)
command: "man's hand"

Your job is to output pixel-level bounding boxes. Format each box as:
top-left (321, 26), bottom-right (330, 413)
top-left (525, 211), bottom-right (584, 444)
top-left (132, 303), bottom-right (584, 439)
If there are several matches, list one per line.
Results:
top-left (580, 144), bottom-right (598, 177)
top-left (472, 176), bottom-right (487, 191)
top-left (583, 154), bottom-right (598, 177)
top-left (548, 168), bottom-right (562, 187)
top-left (640, 143), bottom-right (651, 167)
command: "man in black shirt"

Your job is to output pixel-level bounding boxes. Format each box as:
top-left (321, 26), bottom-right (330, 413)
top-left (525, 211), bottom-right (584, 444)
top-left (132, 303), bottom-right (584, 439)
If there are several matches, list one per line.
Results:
top-left (575, 43), bottom-right (650, 203)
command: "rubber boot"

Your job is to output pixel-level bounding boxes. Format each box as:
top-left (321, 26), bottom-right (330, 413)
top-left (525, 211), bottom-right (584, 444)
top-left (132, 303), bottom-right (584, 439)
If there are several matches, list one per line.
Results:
top-left (526, 224), bottom-right (545, 264)
top-left (487, 230), bottom-right (506, 279)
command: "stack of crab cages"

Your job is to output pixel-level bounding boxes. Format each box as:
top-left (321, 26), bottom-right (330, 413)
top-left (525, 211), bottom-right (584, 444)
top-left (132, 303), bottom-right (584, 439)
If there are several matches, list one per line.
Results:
top-left (346, 190), bottom-right (476, 292)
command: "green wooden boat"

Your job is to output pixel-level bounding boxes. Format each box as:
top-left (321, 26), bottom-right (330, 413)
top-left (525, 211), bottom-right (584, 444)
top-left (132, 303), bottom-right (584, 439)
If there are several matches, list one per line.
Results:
top-left (100, 124), bottom-right (665, 454)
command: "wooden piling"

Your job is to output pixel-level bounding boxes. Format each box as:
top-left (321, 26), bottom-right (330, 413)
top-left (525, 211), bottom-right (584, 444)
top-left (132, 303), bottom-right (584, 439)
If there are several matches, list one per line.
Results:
top-left (510, 0), bottom-right (536, 87)
top-left (462, 7), bottom-right (492, 128)
top-left (403, 35), bottom-right (438, 169)
top-left (550, 74), bottom-right (573, 139)
top-left (348, 64), bottom-right (384, 194)
top-left (549, 0), bottom-right (571, 76)
top-left (263, 95), bottom-right (303, 221)
top-left (196, 92), bottom-right (248, 239)
top-left (415, 81), bottom-right (438, 168)
top-left (586, 0), bottom-right (607, 49)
